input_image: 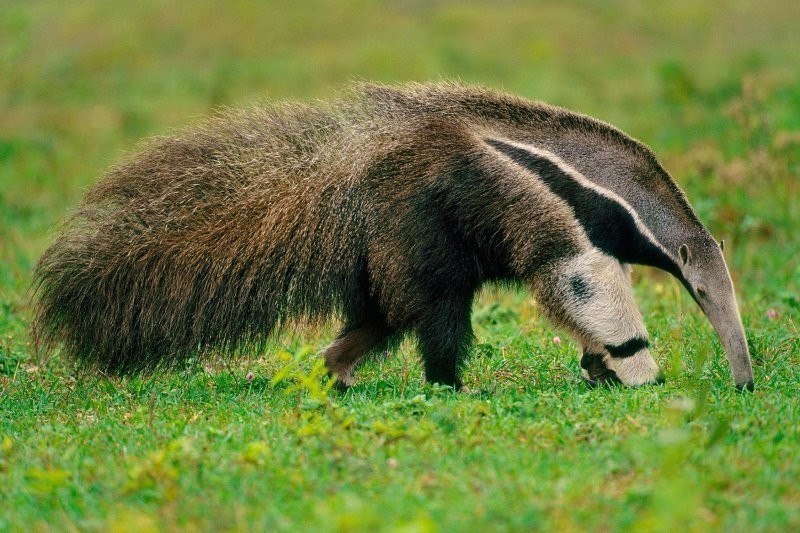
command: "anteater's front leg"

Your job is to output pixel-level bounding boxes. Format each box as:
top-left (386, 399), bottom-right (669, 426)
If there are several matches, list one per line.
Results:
top-left (535, 249), bottom-right (662, 387)
top-left (415, 296), bottom-right (474, 390)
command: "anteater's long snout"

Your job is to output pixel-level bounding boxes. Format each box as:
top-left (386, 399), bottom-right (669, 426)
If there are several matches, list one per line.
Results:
top-left (702, 297), bottom-right (754, 391)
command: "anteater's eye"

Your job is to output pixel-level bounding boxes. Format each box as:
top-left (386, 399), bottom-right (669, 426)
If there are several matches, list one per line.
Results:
top-left (695, 286), bottom-right (707, 298)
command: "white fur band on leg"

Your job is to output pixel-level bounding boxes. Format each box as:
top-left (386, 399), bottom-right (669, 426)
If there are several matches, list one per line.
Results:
top-left (603, 349), bottom-right (661, 386)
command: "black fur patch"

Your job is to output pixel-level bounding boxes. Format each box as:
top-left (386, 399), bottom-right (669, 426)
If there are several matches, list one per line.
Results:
top-left (485, 138), bottom-right (679, 273)
top-left (580, 350), bottom-right (621, 385)
top-left (569, 275), bottom-right (593, 301)
top-left (604, 337), bottom-right (649, 358)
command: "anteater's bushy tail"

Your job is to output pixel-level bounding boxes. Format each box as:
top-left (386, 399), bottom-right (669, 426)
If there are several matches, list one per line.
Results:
top-left (32, 101), bottom-right (373, 373)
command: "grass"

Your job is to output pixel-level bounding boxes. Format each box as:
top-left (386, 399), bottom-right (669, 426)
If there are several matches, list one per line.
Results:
top-left (1, 1), bottom-right (799, 530)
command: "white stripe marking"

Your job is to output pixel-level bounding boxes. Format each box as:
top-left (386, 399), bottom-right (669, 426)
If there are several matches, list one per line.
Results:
top-left (486, 138), bottom-right (675, 263)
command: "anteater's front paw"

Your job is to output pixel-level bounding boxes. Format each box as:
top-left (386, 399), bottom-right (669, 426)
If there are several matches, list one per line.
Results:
top-left (580, 352), bottom-right (622, 387)
top-left (603, 350), bottom-right (663, 387)
top-left (581, 350), bottom-right (663, 387)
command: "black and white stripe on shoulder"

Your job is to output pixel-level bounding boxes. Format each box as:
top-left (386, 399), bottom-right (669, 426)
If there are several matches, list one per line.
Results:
top-left (484, 138), bottom-right (677, 273)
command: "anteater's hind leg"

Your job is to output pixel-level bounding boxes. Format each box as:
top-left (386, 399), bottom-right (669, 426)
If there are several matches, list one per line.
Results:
top-left (324, 323), bottom-right (389, 389)
top-left (415, 295), bottom-right (474, 390)
top-left (535, 249), bottom-right (661, 387)
top-left (324, 283), bottom-right (391, 389)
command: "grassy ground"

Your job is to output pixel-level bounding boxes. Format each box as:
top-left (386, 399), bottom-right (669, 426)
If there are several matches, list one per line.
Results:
top-left (2, 1), bottom-right (799, 530)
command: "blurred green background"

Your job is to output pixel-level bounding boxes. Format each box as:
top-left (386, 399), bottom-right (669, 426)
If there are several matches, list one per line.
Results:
top-left (1, 1), bottom-right (799, 530)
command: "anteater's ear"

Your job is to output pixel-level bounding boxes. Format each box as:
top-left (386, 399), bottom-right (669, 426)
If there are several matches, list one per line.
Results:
top-left (679, 244), bottom-right (692, 267)
top-left (719, 239), bottom-right (725, 252)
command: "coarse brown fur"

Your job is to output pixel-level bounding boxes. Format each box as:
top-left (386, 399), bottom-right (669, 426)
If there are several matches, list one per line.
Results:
top-left (33, 82), bottom-right (748, 389)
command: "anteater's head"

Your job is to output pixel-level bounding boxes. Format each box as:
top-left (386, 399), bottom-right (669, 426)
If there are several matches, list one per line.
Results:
top-left (677, 235), bottom-right (754, 391)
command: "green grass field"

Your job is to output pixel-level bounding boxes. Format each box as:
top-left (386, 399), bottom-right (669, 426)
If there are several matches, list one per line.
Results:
top-left (2, 1), bottom-right (799, 530)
